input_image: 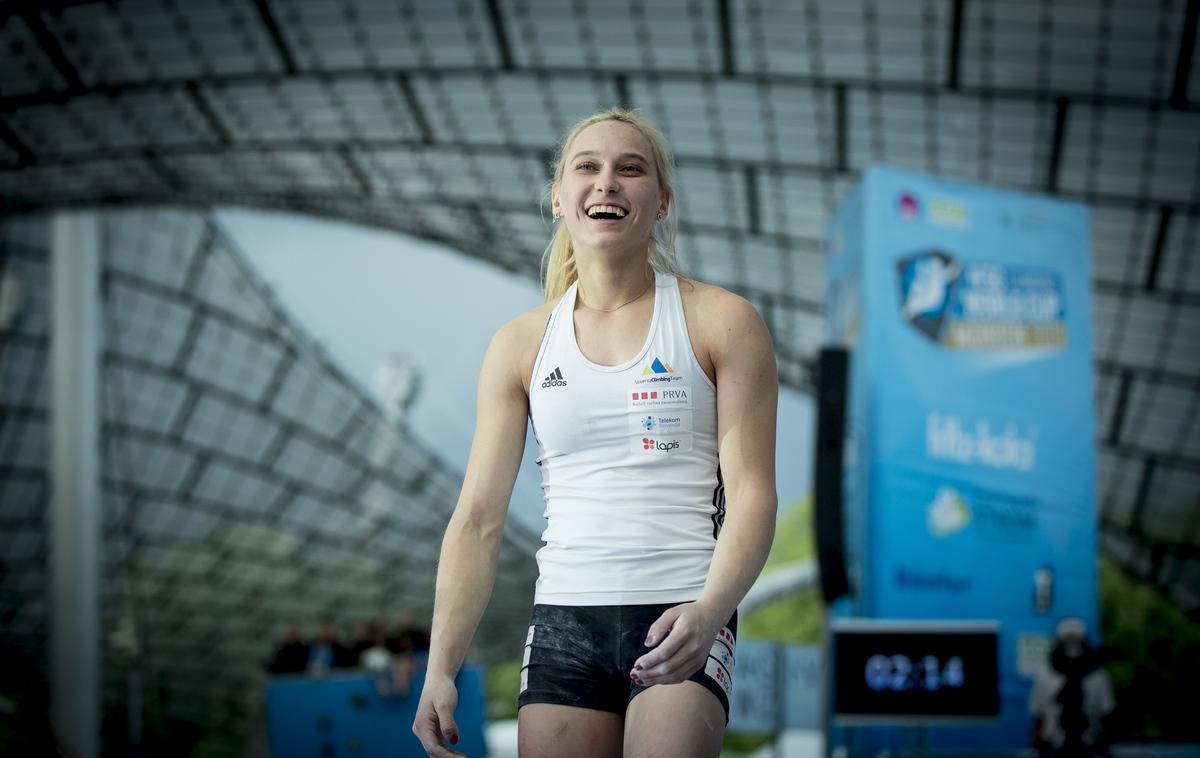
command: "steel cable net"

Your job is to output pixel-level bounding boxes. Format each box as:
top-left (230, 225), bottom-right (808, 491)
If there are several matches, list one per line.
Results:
top-left (0, 209), bottom-right (538, 748)
top-left (0, 0), bottom-right (1196, 728)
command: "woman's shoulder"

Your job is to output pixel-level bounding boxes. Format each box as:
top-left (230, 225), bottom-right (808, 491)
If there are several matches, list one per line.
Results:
top-left (497, 297), bottom-right (559, 344)
top-left (486, 297), bottom-right (561, 384)
top-left (676, 277), bottom-right (762, 325)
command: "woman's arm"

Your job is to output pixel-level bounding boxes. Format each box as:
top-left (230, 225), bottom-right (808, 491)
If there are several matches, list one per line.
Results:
top-left (633, 290), bottom-right (779, 685)
top-left (413, 319), bottom-right (532, 756)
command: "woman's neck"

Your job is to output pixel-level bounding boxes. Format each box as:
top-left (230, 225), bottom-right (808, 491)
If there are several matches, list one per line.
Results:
top-left (573, 250), bottom-right (654, 312)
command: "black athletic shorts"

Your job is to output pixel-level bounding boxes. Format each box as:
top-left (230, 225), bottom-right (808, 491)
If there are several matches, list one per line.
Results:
top-left (517, 603), bottom-right (737, 721)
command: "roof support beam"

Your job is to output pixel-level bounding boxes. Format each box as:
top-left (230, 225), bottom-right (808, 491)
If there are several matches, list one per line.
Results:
top-left (1170, 0), bottom-right (1199, 109)
top-left (614, 74), bottom-right (632, 109)
top-left (184, 83), bottom-right (234, 147)
top-left (1129, 456), bottom-right (1158, 536)
top-left (1106, 370), bottom-right (1133, 446)
top-left (0, 116), bottom-right (36, 166)
top-left (743, 165), bottom-right (760, 236)
top-left (49, 211), bottom-right (101, 758)
top-left (834, 83), bottom-right (848, 173)
top-left (337, 146), bottom-right (373, 196)
top-left (396, 74), bottom-right (434, 145)
top-left (20, 8), bottom-right (85, 93)
top-left (251, 0), bottom-right (298, 75)
top-left (718, 0), bottom-right (736, 77)
top-left (482, 0), bottom-right (515, 71)
top-left (947, 0), bottom-right (965, 90)
top-left (1143, 205), bottom-right (1173, 291)
top-left (1045, 95), bottom-right (1069, 193)
top-left (3, 64), bottom-right (1195, 115)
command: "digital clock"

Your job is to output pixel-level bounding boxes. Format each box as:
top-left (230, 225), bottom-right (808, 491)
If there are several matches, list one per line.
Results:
top-left (831, 619), bottom-right (1000, 722)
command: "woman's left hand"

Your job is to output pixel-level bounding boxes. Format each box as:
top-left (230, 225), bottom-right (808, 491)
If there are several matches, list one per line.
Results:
top-left (630, 601), bottom-right (724, 686)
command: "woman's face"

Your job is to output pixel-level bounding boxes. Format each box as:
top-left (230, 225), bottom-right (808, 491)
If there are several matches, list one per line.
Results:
top-left (552, 120), bottom-right (668, 259)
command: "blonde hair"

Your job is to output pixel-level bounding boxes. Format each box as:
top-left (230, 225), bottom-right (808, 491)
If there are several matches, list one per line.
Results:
top-left (541, 108), bottom-right (682, 302)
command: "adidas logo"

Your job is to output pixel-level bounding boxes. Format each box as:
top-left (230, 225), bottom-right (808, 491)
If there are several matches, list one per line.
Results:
top-left (541, 367), bottom-right (567, 388)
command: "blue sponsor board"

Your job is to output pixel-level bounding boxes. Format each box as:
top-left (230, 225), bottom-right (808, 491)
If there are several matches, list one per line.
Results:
top-left (823, 166), bottom-right (1097, 750)
top-left (266, 667), bottom-right (487, 757)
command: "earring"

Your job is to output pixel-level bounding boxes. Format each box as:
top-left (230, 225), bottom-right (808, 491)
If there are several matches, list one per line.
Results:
top-left (656, 210), bottom-right (666, 220)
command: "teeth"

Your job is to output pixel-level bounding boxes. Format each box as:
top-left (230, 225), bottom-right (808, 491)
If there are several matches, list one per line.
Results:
top-left (587, 205), bottom-right (627, 218)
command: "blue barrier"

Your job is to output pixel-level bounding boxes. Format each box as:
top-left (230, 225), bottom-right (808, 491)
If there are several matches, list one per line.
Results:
top-left (266, 667), bottom-right (487, 757)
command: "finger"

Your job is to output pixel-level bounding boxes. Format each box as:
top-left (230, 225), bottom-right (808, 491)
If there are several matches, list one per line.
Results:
top-left (633, 626), bottom-right (689, 675)
top-left (642, 607), bottom-right (681, 648)
top-left (413, 710), bottom-right (442, 754)
top-left (413, 708), bottom-right (462, 757)
top-left (434, 701), bottom-right (460, 747)
top-left (633, 610), bottom-right (690, 673)
top-left (637, 651), bottom-right (708, 685)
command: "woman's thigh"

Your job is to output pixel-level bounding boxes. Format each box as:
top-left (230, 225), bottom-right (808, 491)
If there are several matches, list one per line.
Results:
top-left (518, 703), bottom-right (624, 758)
top-left (622, 680), bottom-right (725, 758)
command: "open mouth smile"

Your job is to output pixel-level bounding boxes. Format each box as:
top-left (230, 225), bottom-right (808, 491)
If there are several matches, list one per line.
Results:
top-left (585, 204), bottom-right (628, 220)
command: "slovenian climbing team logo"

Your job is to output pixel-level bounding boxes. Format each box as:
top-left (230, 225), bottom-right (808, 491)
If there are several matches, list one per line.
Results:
top-left (642, 357), bottom-right (673, 375)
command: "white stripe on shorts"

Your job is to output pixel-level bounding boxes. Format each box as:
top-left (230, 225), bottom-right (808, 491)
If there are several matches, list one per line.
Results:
top-left (520, 624), bottom-right (535, 694)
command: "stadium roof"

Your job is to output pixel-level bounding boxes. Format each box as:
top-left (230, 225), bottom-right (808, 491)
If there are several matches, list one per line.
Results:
top-left (0, 209), bottom-right (539, 750)
top-left (0, 0), bottom-right (1198, 747)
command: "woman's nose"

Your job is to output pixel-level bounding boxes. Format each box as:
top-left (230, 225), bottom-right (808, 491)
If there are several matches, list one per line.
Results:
top-left (595, 170), bottom-right (619, 193)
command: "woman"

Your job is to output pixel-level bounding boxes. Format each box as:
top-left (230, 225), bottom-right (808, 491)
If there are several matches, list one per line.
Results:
top-left (412, 109), bottom-right (778, 758)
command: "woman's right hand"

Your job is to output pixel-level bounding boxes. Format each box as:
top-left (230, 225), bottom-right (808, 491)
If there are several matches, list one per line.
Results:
top-left (412, 673), bottom-right (466, 757)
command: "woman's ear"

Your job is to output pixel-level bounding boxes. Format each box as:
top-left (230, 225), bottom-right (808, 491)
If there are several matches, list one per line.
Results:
top-left (551, 184), bottom-right (562, 219)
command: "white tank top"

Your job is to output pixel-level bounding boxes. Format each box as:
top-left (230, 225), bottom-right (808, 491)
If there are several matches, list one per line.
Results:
top-left (528, 271), bottom-right (722, 605)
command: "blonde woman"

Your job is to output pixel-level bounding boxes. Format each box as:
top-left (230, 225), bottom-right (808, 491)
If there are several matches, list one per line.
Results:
top-left (412, 109), bottom-right (778, 758)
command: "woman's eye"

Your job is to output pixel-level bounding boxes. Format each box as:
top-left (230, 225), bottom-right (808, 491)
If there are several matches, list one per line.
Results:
top-left (576, 162), bottom-right (597, 171)
top-left (621, 165), bottom-right (645, 173)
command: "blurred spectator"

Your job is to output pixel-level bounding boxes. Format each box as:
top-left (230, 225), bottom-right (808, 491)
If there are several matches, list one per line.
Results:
top-left (386, 609), bottom-right (430, 656)
top-left (359, 620), bottom-right (405, 697)
top-left (306, 621), bottom-right (355, 674)
top-left (1029, 617), bottom-right (1114, 757)
top-left (349, 620), bottom-right (371, 667)
top-left (267, 625), bottom-right (308, 675)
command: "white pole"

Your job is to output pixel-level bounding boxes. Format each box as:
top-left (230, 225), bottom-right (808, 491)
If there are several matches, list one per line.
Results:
top-left (50, 211), bottom-right (101, 758)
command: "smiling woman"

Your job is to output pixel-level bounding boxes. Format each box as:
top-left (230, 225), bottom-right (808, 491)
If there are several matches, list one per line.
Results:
top-left (412, 109), bottom-right (780, 758)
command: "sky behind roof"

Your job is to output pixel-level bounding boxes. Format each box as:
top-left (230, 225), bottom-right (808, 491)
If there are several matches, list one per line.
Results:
top-left (218, 208), bottom-right (814, 532)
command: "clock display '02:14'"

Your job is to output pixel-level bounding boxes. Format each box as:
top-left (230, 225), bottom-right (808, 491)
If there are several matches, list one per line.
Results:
top-left (864, 654), bottom-right (965, 691)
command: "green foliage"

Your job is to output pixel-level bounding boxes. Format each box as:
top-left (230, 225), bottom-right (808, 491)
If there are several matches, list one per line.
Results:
top-left (721, 730), bottom-right (773, 754)
top-left (763, 498), bottom-right (815, 569)
top-left (741, 591), bottom-right (825, 645)
top-left (486, 658), bottom-right (523, 721)
top-left (1099, 556), bottom-right (1200, 740)
top-left (741, 499), bottom-right (824, 644)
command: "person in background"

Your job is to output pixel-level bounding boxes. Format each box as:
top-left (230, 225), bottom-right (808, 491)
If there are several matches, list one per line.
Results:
top-left (1029, 617), bottom-right (1115, 757)
top-left (360, 620), bottom-right (403, 697)
top-left (350, 620), bottom-right (371, 665)
top-left (306, 621), bottom-right (354, 675)
top-left (267, 624), bottom-right (308, 675)
top-left (388, 609), bottom-right (431, 656)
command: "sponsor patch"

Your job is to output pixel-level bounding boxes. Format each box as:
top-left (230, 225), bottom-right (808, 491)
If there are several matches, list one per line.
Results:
top-left (632, 434), bottom-right (693, 454)
top-left (629, 410), bottom-right (693, 434)
top-left (704, 626), bottom-right (736, 698)
top-left (627, 384), bottom-right (692, 411)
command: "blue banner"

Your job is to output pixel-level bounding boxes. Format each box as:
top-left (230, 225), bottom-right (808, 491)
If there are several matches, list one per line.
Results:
top-left (824, 166), bottom-right (1097, 750)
